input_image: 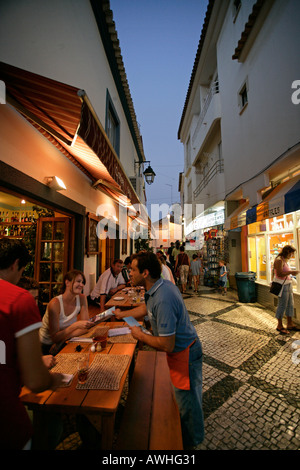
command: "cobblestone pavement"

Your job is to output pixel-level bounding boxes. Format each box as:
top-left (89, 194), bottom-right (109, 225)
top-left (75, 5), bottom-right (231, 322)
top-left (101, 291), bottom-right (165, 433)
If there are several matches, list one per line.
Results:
top-left (185, 287), bottom-right (300, 451)
top-left (57, 286), bottom-right (300, 451)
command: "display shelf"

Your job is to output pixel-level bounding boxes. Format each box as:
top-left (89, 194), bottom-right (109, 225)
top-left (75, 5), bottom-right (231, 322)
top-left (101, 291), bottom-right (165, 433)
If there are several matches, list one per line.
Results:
top-left (0, 222), bottom-right (33, 237)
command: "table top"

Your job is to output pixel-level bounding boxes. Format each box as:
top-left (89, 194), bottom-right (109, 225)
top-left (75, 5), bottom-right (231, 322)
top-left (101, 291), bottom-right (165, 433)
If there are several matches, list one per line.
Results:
top-left (20, 322), bottom-right (136, 415)
top-left (105, 288), bottom-right (145, 309)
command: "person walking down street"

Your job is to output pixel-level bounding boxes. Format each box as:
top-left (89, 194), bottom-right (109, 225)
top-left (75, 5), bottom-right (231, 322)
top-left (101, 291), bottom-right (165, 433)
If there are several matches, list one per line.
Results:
top-left (273, 245), bottom-right (300, 334)
top-left (218, 260), bottom-right (228, 295)
top-left (175, 245), bottom-right (190, 294)
top-left (115, 251), bottom-right (204, 449)
top-left (157, 251), bottom-right (175, 284)
top-left (39, 270), bottom-right (92, 355)
top-left (0, 239), bottom-right (64, 450)
top-left (191, 254), bottom-right (201, 292)
top-left (172, 241), bottom-right (181, 266)
top-left (167, 242), bottom-right (175, 266)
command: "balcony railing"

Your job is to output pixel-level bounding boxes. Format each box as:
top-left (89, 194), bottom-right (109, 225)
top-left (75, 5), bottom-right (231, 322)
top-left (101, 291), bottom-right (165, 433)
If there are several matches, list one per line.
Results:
top-left (194, 158), bottom-right (224, 198)
top-left (192, 81), bottom-right (219, 145)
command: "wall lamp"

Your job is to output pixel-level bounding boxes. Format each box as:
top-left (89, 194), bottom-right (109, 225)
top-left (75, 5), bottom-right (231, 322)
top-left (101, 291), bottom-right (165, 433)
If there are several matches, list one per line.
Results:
top-left (135, 160), bottom-right (156, 185)
top-left (44, 176), bottom-right (66, 191)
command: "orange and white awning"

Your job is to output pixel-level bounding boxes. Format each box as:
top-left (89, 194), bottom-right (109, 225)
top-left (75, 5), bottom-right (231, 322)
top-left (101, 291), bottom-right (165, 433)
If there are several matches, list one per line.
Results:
top-left (225, 174), bottom-right (300, 230)
top-left (0, 61), bottom-right (140, 205)
top-left (255, 175), bottom-right (300, 221)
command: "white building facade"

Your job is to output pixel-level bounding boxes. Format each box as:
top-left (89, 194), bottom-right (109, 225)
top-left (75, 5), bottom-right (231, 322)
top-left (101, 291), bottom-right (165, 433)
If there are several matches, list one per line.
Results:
top-left (0, 0), bottom-right (149, 303)
top-left (178, 0), bottom-right (300, 318)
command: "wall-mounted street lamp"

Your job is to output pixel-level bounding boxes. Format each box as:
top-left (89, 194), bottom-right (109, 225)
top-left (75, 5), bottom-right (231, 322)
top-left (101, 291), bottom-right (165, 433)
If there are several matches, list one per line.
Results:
top-left (135, 160), bottom-right (156, 185)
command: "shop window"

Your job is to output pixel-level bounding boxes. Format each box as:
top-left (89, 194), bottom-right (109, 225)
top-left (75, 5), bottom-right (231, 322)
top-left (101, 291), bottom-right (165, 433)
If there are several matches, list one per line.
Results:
top-left (248, 235), bottom-right (267, 281)
top-left (269, 214), bottom-right (294, 231)
top-left (248, 221), bottom-right (267, 235)
top-left (248, 211), bottom-right (299, 289)
top-left (248, 237), bottom-right (257, 274)
top-left (257, 236), bottom-right (267, 281)
top-left (269, 232), bottom-right (296, 271)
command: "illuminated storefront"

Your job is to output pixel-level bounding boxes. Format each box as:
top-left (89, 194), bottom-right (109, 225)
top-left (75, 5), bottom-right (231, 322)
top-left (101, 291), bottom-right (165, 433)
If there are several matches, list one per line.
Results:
top-left (247, 211), bottom-right (300, 292)
top-left (225, 175), bottom-right (300, 298)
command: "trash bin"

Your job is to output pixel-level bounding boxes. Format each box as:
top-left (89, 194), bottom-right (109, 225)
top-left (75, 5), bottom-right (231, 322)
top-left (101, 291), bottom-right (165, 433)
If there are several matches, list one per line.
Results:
top-left (235, 272), bottom-right (257, 303)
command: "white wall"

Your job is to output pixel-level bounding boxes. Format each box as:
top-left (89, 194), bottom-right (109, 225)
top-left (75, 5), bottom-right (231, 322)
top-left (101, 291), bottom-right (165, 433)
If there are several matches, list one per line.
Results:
top-left (217, 0), bottom-right (300, 197)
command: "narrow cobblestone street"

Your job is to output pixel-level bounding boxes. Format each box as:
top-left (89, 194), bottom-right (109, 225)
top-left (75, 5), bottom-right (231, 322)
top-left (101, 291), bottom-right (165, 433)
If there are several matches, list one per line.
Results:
top-left (186, 287), bottom-right (300, 451)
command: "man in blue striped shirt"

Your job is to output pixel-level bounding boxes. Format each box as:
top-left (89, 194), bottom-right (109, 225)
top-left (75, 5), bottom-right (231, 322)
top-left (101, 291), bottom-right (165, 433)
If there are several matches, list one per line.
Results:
top-left (115, 251), bottom-right (204, 449)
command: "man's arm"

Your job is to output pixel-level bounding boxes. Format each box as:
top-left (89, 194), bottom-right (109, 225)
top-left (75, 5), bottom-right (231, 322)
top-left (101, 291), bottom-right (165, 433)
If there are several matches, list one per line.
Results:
top-left (100, 294), bottom-right (107, 313)
top-left (108, 284), bottom-right (126, 296)
top-left (90, 276), bottom-right (102, 300)
top-left (17, 329), bottom-right (63, 392)
top-left (130, 326), bottom-right (175, 353)
top-left (114, 304), bottom-right (147, 320)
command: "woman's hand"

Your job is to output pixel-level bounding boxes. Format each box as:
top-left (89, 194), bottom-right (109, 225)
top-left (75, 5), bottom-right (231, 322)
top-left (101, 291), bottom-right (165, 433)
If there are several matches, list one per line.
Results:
top-left (76, 320), bottom-right (93, 329)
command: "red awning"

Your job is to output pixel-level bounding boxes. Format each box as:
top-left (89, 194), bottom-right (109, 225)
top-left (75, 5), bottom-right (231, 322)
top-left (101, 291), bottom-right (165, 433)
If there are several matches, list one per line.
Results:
top-left (0, 61), bottom-right (139, 205)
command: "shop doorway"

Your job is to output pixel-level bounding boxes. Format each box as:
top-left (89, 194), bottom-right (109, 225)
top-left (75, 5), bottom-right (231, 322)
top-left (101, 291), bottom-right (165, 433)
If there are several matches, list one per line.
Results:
top-left (0, 190), bottom-right (74, 313)
top-left (35, 216), bottom-right (72, 306)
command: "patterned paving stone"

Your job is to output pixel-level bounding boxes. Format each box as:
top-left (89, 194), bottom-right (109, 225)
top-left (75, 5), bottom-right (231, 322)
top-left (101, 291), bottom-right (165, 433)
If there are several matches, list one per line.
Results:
top-left (218, 305), bottom-right (277, 332)
top-left (197, 384), bottom-right (300, 450)
top-left (202, 363), bottom-right (228, 393)
top-left (185, 296), bottom-right (235, 315)
top-left (195, 320), bottom-right (271, 368)
top-left (253, 342), bottom-right (300, 398)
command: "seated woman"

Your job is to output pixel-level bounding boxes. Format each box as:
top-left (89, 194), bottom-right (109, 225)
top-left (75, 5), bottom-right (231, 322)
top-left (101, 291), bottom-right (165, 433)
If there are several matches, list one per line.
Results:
top-left (39, 270), bottom-right (92, 355)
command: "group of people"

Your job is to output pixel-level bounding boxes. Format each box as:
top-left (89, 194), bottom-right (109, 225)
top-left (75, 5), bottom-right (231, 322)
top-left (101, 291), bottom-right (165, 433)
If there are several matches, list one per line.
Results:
top-left (161, 241), bottom-right (203, 294)
top-left (1, 236), bottom-right (299, 450)
top-left (0, 239), bottom-right (205, 450)
top-left (165, 241), bottom-right (229, 295)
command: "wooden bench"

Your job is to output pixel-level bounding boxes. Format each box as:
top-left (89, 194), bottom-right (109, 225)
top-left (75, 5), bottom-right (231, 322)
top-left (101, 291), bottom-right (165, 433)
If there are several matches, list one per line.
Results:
top-left (116, 350), bottom-right (183, 450)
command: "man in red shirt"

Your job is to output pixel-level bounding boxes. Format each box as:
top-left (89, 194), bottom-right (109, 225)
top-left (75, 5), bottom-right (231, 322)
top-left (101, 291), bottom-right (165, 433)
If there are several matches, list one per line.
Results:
top-left (0, 239), bottom-right (64, 449)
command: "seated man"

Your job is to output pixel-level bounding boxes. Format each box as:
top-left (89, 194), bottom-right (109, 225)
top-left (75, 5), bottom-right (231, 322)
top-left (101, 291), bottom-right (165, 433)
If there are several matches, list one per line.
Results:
top-left (89, 259), bottom-right (126, 312)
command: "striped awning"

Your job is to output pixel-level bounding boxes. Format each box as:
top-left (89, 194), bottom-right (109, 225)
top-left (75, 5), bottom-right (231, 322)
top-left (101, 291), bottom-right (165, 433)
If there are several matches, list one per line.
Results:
top-left (0, 61), bottom-right (139, 205)
top-left (225, 175), bottom-right (300, 230)
top-left (253, 175), bottom-right (300, 222)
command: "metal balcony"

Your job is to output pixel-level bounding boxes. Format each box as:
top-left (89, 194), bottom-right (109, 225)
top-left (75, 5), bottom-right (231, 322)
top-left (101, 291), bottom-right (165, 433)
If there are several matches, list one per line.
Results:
top-left (193, 158), bottom-right (224, 198)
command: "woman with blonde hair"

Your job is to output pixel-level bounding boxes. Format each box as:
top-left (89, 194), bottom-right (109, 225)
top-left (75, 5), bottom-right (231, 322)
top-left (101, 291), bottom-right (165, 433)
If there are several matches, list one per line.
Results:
top-left (39, 270), bottom-right (92, 354)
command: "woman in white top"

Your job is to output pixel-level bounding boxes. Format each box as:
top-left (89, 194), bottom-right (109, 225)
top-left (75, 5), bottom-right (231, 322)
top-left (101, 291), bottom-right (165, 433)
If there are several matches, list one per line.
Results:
top-left (40, 270), bottom-right (92, 354)
top-left (273, 245), bottom-right (299, 334)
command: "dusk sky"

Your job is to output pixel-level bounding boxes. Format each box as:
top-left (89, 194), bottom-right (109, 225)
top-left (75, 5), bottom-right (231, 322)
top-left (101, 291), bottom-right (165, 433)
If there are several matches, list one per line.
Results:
top-left (109, 0), bottom-right (209, 220)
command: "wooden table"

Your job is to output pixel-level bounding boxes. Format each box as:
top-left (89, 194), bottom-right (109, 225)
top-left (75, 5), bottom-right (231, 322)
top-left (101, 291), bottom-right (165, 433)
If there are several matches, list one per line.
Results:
top-left (105, 289), bottom-right (145, 310)
top-left (20, 322), bottom-right (136, 450)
